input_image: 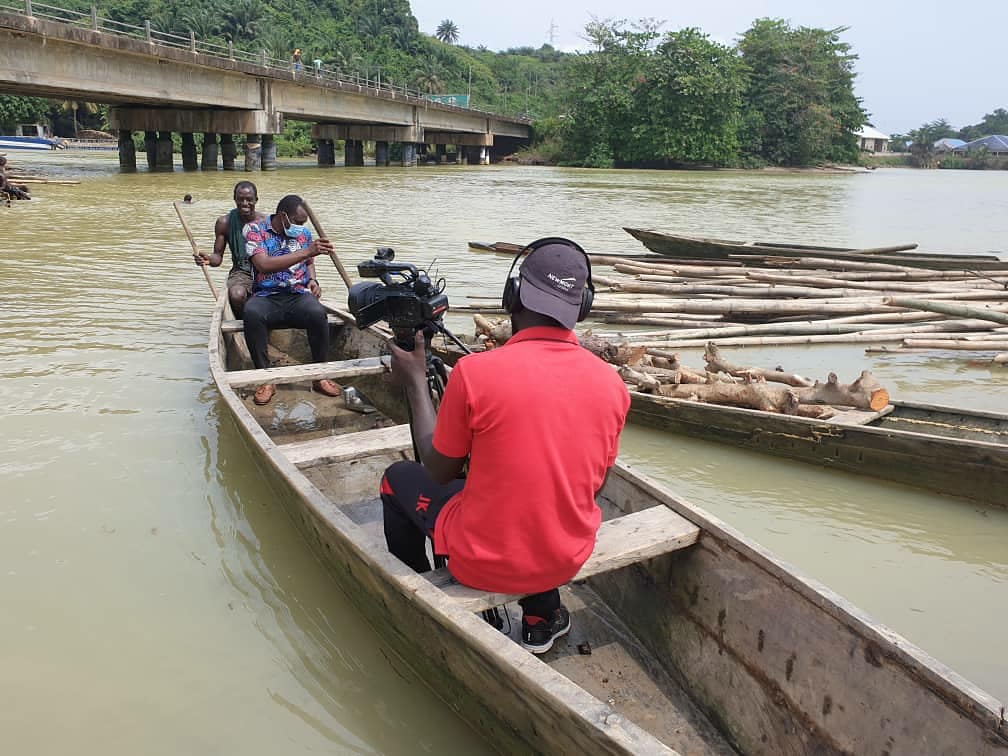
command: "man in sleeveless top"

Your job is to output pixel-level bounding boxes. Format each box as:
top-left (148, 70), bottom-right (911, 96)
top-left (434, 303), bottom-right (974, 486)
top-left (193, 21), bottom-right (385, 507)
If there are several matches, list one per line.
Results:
top-left (193, 181), bottom-right (264, 317)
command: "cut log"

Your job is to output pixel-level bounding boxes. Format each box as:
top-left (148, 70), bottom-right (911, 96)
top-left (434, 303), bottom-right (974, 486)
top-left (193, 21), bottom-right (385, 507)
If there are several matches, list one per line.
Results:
top-left (659, 378), bottom-right (800, 414)
top-left (794, 371), bottom-right (890, 411)
top-left (617, 365), bottom-right (663, 392)
top-left (579, 334), bottom-right (645, 366)
top-left (703, 342), bottom-right (813, 387)
top-left (473, 315), bottom-right (512, 347)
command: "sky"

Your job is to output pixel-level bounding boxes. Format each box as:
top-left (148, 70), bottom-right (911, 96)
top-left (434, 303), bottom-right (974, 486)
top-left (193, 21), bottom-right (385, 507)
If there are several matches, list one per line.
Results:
top-left (411, 0), bottom-right (1007, 135)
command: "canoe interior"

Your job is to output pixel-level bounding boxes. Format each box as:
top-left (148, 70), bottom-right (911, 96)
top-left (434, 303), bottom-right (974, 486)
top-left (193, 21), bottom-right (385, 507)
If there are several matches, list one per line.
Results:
top-left (215, 304), bottom-right (1007, 755)
top-left (873, 402), bottom-right (1008, 445)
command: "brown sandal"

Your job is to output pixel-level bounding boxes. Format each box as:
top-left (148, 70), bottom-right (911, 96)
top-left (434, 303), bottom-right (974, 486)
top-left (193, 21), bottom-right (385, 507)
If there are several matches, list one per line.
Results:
top-left (253, 383), bottom-right (276, 405)
top-left (312, 379), bottom-right (342, 397)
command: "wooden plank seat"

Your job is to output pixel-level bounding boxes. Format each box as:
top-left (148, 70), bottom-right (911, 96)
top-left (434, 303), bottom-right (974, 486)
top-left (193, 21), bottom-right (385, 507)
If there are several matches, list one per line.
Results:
top-left (225, 357), bottom-right (386, 388)
top-left (425, 505), bottom-right (701, 613)
top-left (221, 313), bottom-right (345, 333)
top-left (278, 425), bottom-right (413, 468)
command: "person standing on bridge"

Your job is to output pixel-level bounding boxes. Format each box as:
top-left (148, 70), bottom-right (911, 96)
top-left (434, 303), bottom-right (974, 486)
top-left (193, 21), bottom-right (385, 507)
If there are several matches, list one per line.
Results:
top-left (293, 48), bottom-right (302, 73)
top-left (193, 181), bottom-right (264, 317)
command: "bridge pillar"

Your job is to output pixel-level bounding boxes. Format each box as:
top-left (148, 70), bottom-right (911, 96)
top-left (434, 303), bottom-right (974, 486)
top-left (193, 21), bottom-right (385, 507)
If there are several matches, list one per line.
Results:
top-left (181, 133), bottom-right (198, 171)
top-left (344, 139), bottom-right (364, 167)
top-left (155, 131), bottom-right (174, 171)
top-left (144, 130), bottom-right (157, 171)
top-left (316, 139), bottom-right (335, 167)
top-left (221, 134), bottom-right (237, 171)
top-left (463, 146), bottom-right (479, 165)
top-left (261, 134), bottom-right (278, 171)
top-left (202, 133), bottom-right (219, 170)
top-left (375, 141), bottom-right (389, 166)
top-left (118, 130), bottom-right (136, 172)
top-left (245, 134), bottom-right (262, 171)
top-left (400, 143), bottom-right (417, 167)
top-left (435, 144), bottom-right (447, 164)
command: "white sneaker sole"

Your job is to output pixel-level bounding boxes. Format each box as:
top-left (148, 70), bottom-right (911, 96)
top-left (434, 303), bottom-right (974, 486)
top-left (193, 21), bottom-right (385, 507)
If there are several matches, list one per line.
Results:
top-left (522, 618), bottom-right (571, 654)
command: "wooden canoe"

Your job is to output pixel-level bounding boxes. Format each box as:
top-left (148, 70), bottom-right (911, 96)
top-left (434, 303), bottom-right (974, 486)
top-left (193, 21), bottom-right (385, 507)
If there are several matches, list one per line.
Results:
top-left (628, 393), bottom-right (1008, 507)
top-left (209, 298), bottom-right (1007, 754)
top-left (624, 227), bottom-right (1008, 271)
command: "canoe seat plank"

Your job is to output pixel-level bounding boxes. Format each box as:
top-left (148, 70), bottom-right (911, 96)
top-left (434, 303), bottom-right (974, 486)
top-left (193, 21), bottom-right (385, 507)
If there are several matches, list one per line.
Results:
top-left (226, 357), bottom-right (386, 388)
top-left (828, 404), bottom-right (894, 426)
top-left (221, 314), bottom-right (344, 333)
top-left (427, 505), bottom-right (700, 613)
top-left (279, 424), bottom-right (412, 468)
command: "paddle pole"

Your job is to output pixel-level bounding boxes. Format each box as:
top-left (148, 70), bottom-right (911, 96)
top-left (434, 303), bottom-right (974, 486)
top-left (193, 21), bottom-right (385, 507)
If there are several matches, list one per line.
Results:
top-left (302, 198), bottom-right (353, 290)
top-left (174, 201), bottom-right (219, 300)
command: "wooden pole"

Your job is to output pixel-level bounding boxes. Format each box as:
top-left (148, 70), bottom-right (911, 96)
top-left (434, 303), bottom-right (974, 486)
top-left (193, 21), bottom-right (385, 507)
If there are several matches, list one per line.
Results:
top-left (301, 198), bottom-right (353, 290)
top-left (174, 201), bottom-right (219, 300)
top-left (883, 297), bottom-right (1008, 325)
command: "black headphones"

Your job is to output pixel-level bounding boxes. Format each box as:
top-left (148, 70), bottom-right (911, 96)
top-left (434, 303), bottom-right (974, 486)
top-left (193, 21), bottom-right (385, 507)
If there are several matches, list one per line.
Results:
top-left (501, 237), bottom-right (595, 322)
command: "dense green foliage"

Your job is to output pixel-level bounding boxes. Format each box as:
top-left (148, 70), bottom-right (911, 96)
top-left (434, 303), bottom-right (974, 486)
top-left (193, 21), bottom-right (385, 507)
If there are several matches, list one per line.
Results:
top-left (1, 2), bottom-right (869, 167)
top-left (556, 18), bottom-right (864, 167)
top-left (0, 95), bottom-right (51, 133)
top-left (738, 20), bottom-right (863, 166)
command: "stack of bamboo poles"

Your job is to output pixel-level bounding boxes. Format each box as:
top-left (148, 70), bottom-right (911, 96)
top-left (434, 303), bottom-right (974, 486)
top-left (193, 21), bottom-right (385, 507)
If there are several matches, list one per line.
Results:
top-left (463, 246), bottom-right (1008, 365)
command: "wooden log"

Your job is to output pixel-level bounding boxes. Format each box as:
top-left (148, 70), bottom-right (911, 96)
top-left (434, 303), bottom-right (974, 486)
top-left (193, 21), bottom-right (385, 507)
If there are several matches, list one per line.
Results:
top-left (703, 342), bottom-right (813, 387)
top-left (617, 365), bottom-right (662, 392)
top-left (883, 297), bottom-right (1008, 325)
top-left (794, 371), bottom-right (890, 411)
top-left (900, 339), bottom-right (1008, 351)
top-left (994, 353), bottom-right (1008, 365)
top-left (658, 380), bottom-right (800, 414)
top-left (746, 271), bottom-right (1008, 292)
top-left (579, 334), bottom-right (645, 366)
top-left (473, 315), bottom-right (512, 347)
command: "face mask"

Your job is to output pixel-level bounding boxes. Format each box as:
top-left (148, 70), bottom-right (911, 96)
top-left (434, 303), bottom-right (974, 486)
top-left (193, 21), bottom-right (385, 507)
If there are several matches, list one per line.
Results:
top-left (284, 223), bottom-right (309, 239)
top-left (281, 213), bottom-right (308, 239)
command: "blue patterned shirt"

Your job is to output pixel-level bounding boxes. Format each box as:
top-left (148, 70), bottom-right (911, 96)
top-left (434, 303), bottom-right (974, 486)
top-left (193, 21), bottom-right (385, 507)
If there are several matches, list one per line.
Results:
top-left (244, 216), bottom-right (313, 296)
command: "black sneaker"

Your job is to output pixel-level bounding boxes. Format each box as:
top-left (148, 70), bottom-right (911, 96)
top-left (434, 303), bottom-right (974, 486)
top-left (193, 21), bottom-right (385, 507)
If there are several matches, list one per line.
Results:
top-left (521, 605), bottom-right (571, 654)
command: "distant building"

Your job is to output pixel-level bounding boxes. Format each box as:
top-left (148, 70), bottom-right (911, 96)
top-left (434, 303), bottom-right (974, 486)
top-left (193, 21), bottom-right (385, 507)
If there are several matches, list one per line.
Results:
top-left (934, 138), bottom-right (966, 152)
top-left (953, 135), bottom-right (1008, 156)
top-left (855, 125), bottom-right (890, 153)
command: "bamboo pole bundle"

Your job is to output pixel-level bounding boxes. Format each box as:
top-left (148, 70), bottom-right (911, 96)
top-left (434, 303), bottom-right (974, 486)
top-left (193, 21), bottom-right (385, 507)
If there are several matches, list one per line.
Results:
top-left (746, 271), bottom-right (1008, 292)
top-left (900, 339), bottom-right (1008, 351)
top-left (883, 297), bottom-right (1008, 325)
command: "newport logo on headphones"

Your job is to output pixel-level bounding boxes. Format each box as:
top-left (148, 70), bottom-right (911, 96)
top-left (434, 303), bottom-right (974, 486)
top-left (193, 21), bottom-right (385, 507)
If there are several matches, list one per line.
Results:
top-left (547, 272), bottom-right (576, 291)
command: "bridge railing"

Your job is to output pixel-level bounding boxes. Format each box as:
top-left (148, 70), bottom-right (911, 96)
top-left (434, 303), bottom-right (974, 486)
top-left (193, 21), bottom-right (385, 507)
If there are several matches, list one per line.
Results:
top-left (1, 0), bottom-right (529, 122)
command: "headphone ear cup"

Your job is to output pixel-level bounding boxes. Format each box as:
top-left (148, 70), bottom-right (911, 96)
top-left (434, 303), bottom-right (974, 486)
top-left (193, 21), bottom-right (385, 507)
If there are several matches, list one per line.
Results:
top-left (502, 274), bottom-right (520, 313)
top-left (577, 286), bottom-right (594, 322)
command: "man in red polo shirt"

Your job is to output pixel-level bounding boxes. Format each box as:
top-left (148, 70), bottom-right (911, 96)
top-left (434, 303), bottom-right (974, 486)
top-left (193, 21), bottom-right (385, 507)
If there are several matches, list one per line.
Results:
top-left (380, 238), bottom-right (630, 653)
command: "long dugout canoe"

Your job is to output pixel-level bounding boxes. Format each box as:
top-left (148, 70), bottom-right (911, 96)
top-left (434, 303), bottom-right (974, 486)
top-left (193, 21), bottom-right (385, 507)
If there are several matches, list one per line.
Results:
top-left (628, 393), bottom-right (1008, 506)
top-left (209, 299), bottom-right (1006, 754)
top-left (624, 227), bottom-right (1008, 271)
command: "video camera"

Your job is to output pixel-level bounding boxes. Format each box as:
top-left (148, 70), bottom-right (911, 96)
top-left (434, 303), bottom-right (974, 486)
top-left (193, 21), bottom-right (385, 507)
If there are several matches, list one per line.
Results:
top-left (347, 248), bottom-right (449, 350)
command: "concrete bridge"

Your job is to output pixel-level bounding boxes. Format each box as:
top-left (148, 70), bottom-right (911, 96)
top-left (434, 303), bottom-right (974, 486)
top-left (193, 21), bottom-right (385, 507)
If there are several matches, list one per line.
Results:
top-left (0, 6), bottom-right (531, 170)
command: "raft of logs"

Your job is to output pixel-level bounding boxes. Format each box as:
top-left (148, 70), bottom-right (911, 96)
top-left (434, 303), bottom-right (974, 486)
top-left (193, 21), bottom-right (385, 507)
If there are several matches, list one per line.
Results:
top-left (473, 316), bottom-right (890, 418)
top-left (465, 240), bottom-right (1008, 365)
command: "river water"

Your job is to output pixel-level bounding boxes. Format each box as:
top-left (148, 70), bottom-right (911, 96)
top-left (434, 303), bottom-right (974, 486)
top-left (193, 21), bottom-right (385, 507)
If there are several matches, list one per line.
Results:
top-left (2, 153), bottom-right (1006, 753)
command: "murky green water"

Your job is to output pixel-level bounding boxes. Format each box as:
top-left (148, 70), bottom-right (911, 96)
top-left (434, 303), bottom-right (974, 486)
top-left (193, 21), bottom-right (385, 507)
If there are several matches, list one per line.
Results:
top-left (2, 153), bottom-right (1006, 752)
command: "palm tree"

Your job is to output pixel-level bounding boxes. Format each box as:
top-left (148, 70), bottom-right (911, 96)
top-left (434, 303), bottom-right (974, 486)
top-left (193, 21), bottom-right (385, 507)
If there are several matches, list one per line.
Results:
top-left (412, 56), bottom-right (446, 94)
top-left (389, 25), bottom-right (416, 53)
top-left (180, 8), bottom-right (221, 41)
top-left (224, 0), bottom-right (263, 42)
top-left (358, 15), bottom-right (386, 49)
top-left (435, 19), bottom-right (459, 44)
top-left (60, 100), bottom-right (98, 137)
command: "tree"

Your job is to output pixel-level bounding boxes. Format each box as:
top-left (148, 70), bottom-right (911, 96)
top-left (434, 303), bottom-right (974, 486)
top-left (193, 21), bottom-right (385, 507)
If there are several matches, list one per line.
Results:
top-left (412, 56), bottom-right (446, 94)
top-left (0, 95), bottom-right (49, 133)
top-left (435, 19), bottom-right (459, 45)
top-left (224, 0), bottom-right (263, 42)
top-left (959, 108), bottom-right (1008, 141)
top-left (626, 28), bottom-right (746, 165)
top-left (738, 19), bottom-right (865, 166)
top-left (908, 119), bottom-right (957, 167)
top-left (59, 100), bottom-right (98, 137)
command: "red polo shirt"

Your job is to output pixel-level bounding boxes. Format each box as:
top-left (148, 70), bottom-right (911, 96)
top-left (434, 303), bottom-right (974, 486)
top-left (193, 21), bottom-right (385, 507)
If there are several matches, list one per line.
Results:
top-left (431, 326), bottom-right (630, 594)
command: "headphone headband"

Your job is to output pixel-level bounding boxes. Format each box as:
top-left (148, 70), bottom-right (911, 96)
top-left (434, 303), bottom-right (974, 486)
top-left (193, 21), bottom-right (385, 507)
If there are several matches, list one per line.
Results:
top-left (501, 237), bottom-right (595, 324)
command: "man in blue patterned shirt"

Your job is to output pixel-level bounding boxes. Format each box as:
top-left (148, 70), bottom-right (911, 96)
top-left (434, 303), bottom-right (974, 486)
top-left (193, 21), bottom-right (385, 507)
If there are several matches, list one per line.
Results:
top-left (242, 194), bottom-right (342, 406)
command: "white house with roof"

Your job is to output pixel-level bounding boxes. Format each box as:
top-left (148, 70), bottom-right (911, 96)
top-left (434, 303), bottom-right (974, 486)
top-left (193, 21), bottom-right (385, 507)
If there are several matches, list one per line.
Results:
top-left (854, 125), bottom-right (890, 153)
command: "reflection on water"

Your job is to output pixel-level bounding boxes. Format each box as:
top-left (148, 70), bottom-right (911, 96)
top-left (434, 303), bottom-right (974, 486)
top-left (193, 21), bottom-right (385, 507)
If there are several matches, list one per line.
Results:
top-left (1, 152), bottom-right (1006, 751)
